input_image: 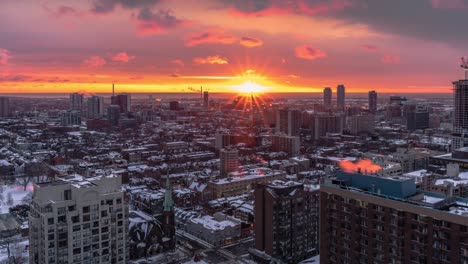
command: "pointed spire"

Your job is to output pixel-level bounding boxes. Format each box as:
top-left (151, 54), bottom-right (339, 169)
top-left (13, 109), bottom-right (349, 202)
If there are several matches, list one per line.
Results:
top-left (163, 174), bottom-right (174, 212)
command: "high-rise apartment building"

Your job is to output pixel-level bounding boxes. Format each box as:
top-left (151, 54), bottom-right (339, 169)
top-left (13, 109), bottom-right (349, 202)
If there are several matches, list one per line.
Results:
top-left (271, 134), bottom-right (300, 157)
top-left (348, 114), bottom-right (375, 135)
top-left (111, 93), bottom-right (131, 113)
top-left (313, 113), bottom-right (344, 140)
top-left (406, 104), bottom-right (429, 131)
top-left (0, 97), bottom-right (10, 117)
top-left (452, 80), bottom-right (468, 150)
top-left (320, 171), bottom-right (468, 264)
top-left (87, 95), bottom-right (104, 119)
top-left (162, 175), bottom-right (176, 251)
top-left (337, 84), bottom-right (345, 111)
top-left (87, 96), bottom-right (104, 119)
top-left (368, 90), bottom-right (377, 114)
top-left (323, 87), bottom-right (332, 107)
top-left (29, 174), bottom-right (128, 264)
top-left (69, 93), bottom-right (84, 112)
top-left (203, 91), bottom-right (209, 109)
top-left (220, 148), bottom-right (239, 177)
top-left (60, 111), bottom-right (81, 126)
top-left (253, 181), bottom-right (319, 263)
top-left (107, 105), bottom-right (121, 127)
top-left (276, 109), bottom-right (302, 136)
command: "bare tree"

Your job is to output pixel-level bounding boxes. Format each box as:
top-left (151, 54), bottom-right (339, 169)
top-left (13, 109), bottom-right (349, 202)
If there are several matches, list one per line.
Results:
top-left (0, 238), bottom-right (27, 264)
top-left (6, 192), bottom-right (13, 206)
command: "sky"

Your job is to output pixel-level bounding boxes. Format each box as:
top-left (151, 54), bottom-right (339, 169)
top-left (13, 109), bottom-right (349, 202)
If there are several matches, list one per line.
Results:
top-left (0, 0), bottom-right (467, 94)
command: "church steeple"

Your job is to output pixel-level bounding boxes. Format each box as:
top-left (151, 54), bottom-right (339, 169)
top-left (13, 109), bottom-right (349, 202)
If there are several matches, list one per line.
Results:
top-left (163, 175), bottom-right (174, 212)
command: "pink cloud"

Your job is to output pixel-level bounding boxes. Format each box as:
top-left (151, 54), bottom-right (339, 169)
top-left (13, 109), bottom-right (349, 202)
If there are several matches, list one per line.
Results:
top-left (185, 29), bottom-right (237, 47)
top-left (381, 54), bottom-right (400, 64)
top-left (295, 45), bottom-right (327, 60)
top-left (112, 52), bottom-right (135, 62)
top-left (239, 37), bottom-right (264, 47)
top-left (431, 0), bottom-right (466, 8)
top-left (83, 56), bottom-right (106, 67)
top-left (0, 49), bottom-right (12, 65)
top-left (361, 44), bottom-right (378, 51)
top-left (193, 55), bottom-right (229, 65)
top-left (135, 8), bottom-right (190, 35)
top-left (171, 59), bottom-right (185, 67)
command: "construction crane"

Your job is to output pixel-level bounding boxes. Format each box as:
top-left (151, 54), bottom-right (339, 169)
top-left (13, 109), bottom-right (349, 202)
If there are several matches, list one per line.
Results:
top-left (461, 57), bottom-right (468, 79)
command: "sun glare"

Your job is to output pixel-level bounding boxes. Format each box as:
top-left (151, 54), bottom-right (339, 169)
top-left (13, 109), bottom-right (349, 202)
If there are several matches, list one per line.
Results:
top-left (234, 81), bottom-right (268, 94)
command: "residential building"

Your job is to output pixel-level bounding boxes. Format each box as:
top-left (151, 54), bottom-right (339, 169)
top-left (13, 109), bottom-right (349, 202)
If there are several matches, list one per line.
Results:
top-left (323, 87), bottom-right (332, 107)
top-left (276, 109), bottom-right (301, 136)
top-left (320, 171), bottom-right (468, 264)
top-left (271, 134), bottom-right (300, 157)
top-left (368, 90), bottom-right (377, 114)
top-left (60, 111), bottom-right (81, 126)
top-left (69, 93), bottom-right (84, 112)
top-left (111, 93), bottom-right (131, 113)
top-left (0, 97), bottom-right (10, 117)
top-left (253, 181), bottom-right (320, 263)
top-left (87, 96), bottom-right (104, 119)
top-left (220, 148), bottom-right (239, 177)
top-left (337, 84), bottom-right (345, 111)
top-left (452, 79), bottom-right (468, 150)
top-left (29, 174), bottom-right (128, 264)
top-left (348, 115), bottom-right (375, 135)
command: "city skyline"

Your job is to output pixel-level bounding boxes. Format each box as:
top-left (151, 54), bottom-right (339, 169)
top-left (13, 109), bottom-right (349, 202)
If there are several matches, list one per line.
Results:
top-left (1, 0), bottom-right (468, 94)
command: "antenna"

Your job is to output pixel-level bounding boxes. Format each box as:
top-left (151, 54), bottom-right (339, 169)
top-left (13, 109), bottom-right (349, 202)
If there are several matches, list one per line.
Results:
top-left (460, 57), bottom-right (468, 79)
top-left (112, 83), bottom-right (115, 96)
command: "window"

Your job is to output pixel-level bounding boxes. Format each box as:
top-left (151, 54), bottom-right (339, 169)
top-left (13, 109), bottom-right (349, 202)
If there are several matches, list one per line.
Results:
top-left (72, 216), bottom-right (79, 223)
top-left (83, 206), bottom-right (90, 214)
top-left (116, 198), bottom-right (122, 204)
top-left (64, 190), bottom-right (71, 200)
top-left (48, 218), bottom-right (54, 225)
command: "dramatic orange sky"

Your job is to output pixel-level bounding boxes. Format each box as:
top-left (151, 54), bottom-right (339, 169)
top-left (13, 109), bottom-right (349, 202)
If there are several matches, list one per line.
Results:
top-left (0, 0), bottom-right (467, 94)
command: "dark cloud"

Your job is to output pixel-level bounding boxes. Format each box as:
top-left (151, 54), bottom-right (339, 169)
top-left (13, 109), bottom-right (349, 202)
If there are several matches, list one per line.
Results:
top-left (91, 0), bottom-right (162, 14)
top-left (185, 29), bottom-right (237, 46)
top-left (44, 5), bottom-right (81, 18)
top-left (136, 8), bottom-right (188, 34)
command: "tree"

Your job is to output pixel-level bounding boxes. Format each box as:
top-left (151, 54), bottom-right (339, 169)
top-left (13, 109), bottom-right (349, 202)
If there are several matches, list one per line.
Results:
top-left (6, 192), bottom-right (14, 206)
top-left (0, 238), bottom-right (27, 264)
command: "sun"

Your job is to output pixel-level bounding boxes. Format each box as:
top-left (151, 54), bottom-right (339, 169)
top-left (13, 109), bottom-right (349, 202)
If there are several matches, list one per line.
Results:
top-left (235, 81), bottom-right (268, 94)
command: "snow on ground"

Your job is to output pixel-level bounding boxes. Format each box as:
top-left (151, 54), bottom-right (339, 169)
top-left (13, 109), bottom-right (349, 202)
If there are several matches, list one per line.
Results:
top-left (0, 237), bottom-right (29, 263)
top-left (0, 183), bottom-right (33, 214)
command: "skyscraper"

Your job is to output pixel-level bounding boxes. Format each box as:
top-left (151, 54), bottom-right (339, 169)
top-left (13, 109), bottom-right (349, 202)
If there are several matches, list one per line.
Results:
top-left (111, 93), bottom-right (131, 113)
top-left (203, 91), bottom-right (209, 109)
top-left (0, 97), bottom-right (10, 117)
top-left (107, 105), bottom-right (121, 127)
top-left (69, 93), bottom-right (84, 111)
top-left (220, 148), bottom-right (239, 177)
top-left (29, 174), bottom-right (129, 263)
top-left (313, 113), bottom-right (344, 140)
top-left (253, 181), bottom-right (319, 263)
top-left (87, 96), bottom-right (104, 119)
top-left (368, 90), bottom-right (377, 114)
top-left (323, 87), bottom-right (332, 107)
top-left (320, 171), bottom-right (468, 264)
top-left (337, 84), bottom-right (345, 111)
top-left (452, 80), bottom-right (468, 150)
top-left (276, 109), bottom-right (302, 136)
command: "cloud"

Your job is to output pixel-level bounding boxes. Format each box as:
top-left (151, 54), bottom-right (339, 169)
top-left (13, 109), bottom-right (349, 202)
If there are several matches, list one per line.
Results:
top-left (193, 55), bottom-right (229, 65)
top-left (381, 53), bottom-right (400, 64)
top-left (239, 37), bottom-right (264, 47)
top-left (112, 52), bottom-right (135, 62)
top-left (171, 59), bottom-right (185, 67)
top-left (170, 73), bottom-right (180, 77)
top-left (222, 0), bottom-right (361, 17)
top-left (135, 8), bottom-right (189, 35)
top-left (0, 74), bottom-right (31, 82)
top-left (295, 45), bottom-right (327, 60)
top-left (0, 49), bottom-right (13, 65)
top-left (361, 44), bottom-right (378, 51)
top-left (431, 0), bottom-right (466, 8)
top-left (185, 29), bottom-right (237, 46)
top-left (83, 56), bottom-right (106, 67)
top-left (44, 5), bottom-right (81, 18)
top-left (297, 0), bottom-right (363, 15)
top-left (90, 0), bottom-right (162, 14)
